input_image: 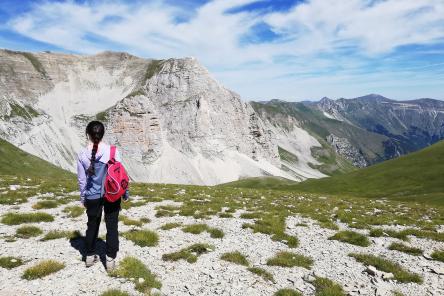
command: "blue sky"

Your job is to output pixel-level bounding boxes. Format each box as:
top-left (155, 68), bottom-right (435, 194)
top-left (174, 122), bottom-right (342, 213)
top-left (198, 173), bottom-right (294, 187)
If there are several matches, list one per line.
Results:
top-left (1, 0), bottom-right (443, 101)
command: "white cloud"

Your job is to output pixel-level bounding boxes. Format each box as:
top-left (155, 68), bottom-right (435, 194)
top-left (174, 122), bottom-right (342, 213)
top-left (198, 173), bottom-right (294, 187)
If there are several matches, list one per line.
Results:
top-left (6, 0), bottom-right (444, 100)
top-left (264, 0), bottom-right (444, 54)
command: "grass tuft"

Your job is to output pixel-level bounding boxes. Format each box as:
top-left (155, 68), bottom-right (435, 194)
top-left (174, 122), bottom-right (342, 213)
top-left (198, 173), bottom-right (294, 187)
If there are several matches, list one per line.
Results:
top-left (41, 230), bottom-right (81, 241)
top-left (349, 253), bottom-right (422, 283)
top-left (63, 206), bottom-right (84, 218)
top-left (266, 251), bottom-right (313, 269)
top-left (140, 218), bottom-right (151, 223)
top-left (182, 224), bottom-right (207, 234)
top-left (208, 228), bottom-right (224, 238)
top-left (110, 256), bottom-right (161, 293)
top-left (219, 212), bottom-right (233, 218)
top-left (220, 251), bottom-right (249, 266)
top-left (155, 205), bottom-right (180, 217)
top-left (160, 222), bottom-right (182, 230)
top-left (271, 232), bottom-right (299, 248)
top-left (144, 60), bottom-right (164, 81)
top-left (119, 215), bottom-right (145, 227)
top-left (2, 212), bottom-right (54, 225)
top-left (274, 289), bottom-right (302, 296)
top-left (32, 200), bottom-right (59, 209)
top-left (329, 230), bottom-right (370, 247)
top-left (162, 243), bottom-right (214, 263)
top-left (22, 260), bottom-right (65, 280)
top-left (0, 256), bottom-right (24, 269)
top-left (100, 289), bottom-right (130, 296)
top-left (431, 250), bottom-right (444, 262)
top-left (122, 229), bottom-right (159, 247)
top-left (370, 228), bottom-right (444, 242)
top-left (388, 242), bottom-right (422, 256)
top-left (242, 215), bottom-right (298, 247)
top-left (248, 267), bottom-right (274, 282)
top-left (182, 223), bottom-right (224, 238)
top-left (312, 276), bottom-right (346, 296)
top-left (16, 225), bottom-right (43, 238)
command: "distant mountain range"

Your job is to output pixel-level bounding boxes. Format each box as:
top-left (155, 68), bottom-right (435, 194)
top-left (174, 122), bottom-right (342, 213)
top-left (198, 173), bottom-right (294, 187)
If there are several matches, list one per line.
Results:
top-left (252, 94), bottom-right (444, 171)
top-left (1, 49), bottom-right (443, 184)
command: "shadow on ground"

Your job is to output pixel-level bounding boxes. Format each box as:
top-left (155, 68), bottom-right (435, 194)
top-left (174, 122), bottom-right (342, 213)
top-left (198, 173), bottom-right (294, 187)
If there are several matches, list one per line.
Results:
top-left (70, 235), bottom-right (107, 267)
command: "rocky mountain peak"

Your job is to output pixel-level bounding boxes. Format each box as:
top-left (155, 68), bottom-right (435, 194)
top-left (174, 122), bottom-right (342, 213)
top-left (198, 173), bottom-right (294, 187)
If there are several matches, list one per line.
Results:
top-left (354, 94), bottom-right (391, 102)
top-left (0, 49), bottom-right (293, 185)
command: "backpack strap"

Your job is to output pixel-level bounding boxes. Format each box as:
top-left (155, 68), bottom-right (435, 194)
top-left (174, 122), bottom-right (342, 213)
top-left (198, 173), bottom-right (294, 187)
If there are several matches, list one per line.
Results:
top-left (109, 145), bottom-right (116, 162)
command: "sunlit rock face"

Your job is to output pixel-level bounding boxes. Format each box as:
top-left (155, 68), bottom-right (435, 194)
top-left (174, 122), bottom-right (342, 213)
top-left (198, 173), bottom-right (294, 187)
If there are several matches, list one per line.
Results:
top-left (0, 50), bottom-right (293, 185)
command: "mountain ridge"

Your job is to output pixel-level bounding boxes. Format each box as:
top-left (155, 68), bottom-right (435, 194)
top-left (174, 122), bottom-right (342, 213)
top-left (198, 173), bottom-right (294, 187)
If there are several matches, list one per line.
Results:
top-left (1, 48), bottom-right (443, 185)
top-left (252, 93), bottom-right (444, 168)
top-left (0, 49), bottom-right (311, 185)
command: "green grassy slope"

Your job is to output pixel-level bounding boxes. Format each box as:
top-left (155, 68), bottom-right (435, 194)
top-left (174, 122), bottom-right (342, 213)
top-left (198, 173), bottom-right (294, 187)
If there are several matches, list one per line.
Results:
top-left (0, 139), bottom-right (74, 179)
top-left (224, 140), bottom-right (444, 204)
top-left (220, 176), bottom-right (298, 190)
top-left (294, 140), bottom-right (444, 202)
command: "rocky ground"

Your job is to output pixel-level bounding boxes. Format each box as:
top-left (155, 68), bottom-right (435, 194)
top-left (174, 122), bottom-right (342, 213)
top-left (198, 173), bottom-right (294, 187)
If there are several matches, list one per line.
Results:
top-left (0, 190), bottom-right (443, 296)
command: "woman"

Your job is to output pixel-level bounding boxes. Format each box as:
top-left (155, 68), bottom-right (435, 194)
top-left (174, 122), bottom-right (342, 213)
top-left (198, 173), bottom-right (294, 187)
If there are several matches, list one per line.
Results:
top-left (76, 121), bottom-right (128, 271)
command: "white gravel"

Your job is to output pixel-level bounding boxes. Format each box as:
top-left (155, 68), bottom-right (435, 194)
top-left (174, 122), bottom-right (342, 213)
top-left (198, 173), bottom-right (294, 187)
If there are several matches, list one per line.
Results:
top-left (0, 196), bottom-right (443, 296)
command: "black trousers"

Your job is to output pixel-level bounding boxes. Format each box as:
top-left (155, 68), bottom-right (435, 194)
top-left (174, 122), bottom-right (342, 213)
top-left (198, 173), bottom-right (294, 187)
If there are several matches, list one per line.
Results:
top-left (85, 198), bottom-right (121, 258)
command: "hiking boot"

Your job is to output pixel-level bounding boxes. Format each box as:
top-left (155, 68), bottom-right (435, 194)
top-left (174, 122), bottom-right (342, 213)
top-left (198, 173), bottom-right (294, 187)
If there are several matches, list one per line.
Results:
top-left (85, 255), bottom-right (98, 267)
top-left (106, 255), bottom-right (116, 272)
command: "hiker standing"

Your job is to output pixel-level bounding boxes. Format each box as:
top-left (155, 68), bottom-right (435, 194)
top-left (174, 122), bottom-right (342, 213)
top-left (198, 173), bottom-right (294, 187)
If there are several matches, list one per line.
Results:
top-left (76, 121), bottom-right (129, 271)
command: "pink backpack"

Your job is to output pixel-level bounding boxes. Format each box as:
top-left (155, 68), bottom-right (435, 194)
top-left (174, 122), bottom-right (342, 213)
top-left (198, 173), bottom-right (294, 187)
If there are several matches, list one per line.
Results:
top-left (104, 145), bottom-right (129, 203)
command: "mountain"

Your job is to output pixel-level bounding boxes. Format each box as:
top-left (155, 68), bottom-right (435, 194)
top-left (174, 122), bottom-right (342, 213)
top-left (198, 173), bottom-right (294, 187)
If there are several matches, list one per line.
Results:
top-left (313, 94), bottom-right (444, 162)
top-left (252, 94), bottom-right (444, 168)
top-left (2, 49), bottom-right (443, 185)
top-left (251, 100), bottom-right (386, 169)
top-left (1, 49), bottom-right (330, 185)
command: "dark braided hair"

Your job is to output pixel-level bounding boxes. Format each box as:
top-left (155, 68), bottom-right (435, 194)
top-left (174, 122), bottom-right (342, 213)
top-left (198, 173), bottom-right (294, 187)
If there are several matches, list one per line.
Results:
top-left (86, 121), bottom-right (105, 176)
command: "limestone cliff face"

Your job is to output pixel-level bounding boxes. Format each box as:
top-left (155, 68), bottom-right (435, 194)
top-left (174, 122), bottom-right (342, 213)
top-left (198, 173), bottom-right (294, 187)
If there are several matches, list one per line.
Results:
top-left (326, 134), bottom-right (367, 168)
top-left (101, 58), bottom-right (282, 184)
top-left (0, 50), bottom-right (286, 184)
